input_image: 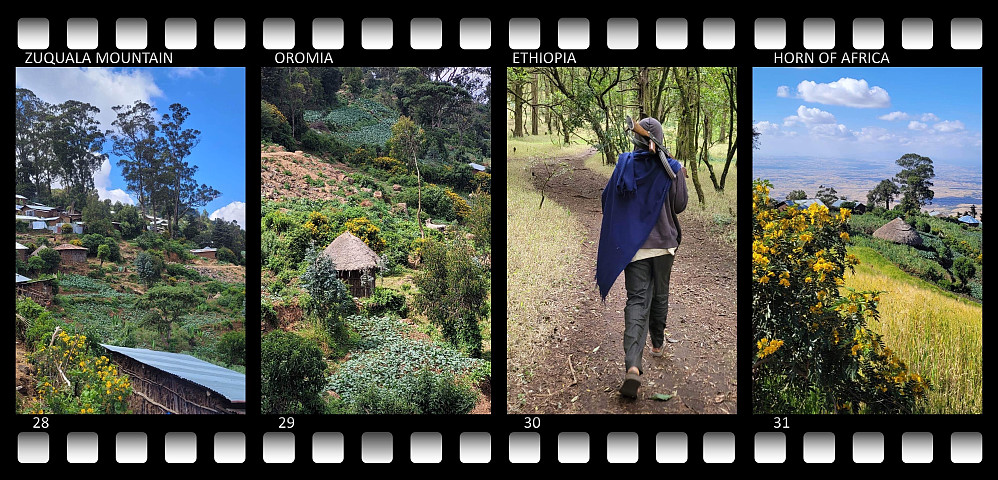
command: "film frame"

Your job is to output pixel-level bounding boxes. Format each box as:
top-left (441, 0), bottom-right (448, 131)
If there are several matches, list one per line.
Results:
top-left (10, 10), bottom-right (987, 466)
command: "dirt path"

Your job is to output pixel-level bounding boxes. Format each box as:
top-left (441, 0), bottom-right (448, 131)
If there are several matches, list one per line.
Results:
top-left (518, 150), bottom-right (738, 414)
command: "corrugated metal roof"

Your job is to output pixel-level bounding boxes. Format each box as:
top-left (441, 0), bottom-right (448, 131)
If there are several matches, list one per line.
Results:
top-left (16, 242), bottom-right (28, 250)
top-left (16, 273), bottom-right (31, 283)
top-left (191, 247), bottom-right (217, 253)
top-left (100, 344), bottom-right (245, 402)
top-left (958, 215), bottom-right (980, 224)
top-left (468, 162), bottom-right (486, 171)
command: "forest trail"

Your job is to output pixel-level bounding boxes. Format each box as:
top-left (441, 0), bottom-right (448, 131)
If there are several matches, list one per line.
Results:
top-left (519, 150), bottom-right (738, 414)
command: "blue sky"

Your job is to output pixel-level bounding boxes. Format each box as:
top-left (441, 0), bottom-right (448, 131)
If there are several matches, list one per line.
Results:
top-left (753, 67), bottom-right (982, 167)
top-left (15, 67), bottom-right (246, 229)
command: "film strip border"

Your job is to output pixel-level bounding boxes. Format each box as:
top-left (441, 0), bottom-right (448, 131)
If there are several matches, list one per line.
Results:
top-left (12, 14), bottom-right (988, 466)
top-left (17, 430), bottom-right (493, 464)
top-left (16, 430), bottom-right (986, 464)
top-left (16, 17), bottom-right (984, 52)
top-left (16, 17), bottom-right (493, 51)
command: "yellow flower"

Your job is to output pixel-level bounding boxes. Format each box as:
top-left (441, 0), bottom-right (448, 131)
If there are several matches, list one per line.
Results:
top-left (758, 275), bottom-right (770, 284)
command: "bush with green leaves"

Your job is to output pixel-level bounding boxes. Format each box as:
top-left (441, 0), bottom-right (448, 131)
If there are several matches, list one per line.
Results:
top-left (36, 247), bottom-right (62, 273)
top-left (261, 331), bottom-right (326, 414)
top-left (135, 231), bottom-right (165, 251)
top-left (81, 234), bottom-right (120, 262)
top-left (134, 251), bottom-right (161, 287)
top-left (363, 287), bottom-right (409, 317)
top-left (217, 246), bottom-right (238, 264)
top-left (414, 238), bottom-right (487, 358)
top-left (217, 330), bottom-right (246, 366)
top-left (300, 248), bottom-right (356, 341)
top-left (28, 255), bottom-right (47, 273)
top-left (16, 220), bottom-right (29, 233)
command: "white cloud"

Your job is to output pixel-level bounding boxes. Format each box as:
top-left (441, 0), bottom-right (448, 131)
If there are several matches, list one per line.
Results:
top-left (754, 121), bottom-right (780, 134)
top-left (14, 67), bottom-right (163, 130)
top-left (810, 123), bottom-right (854, 139)
top-left (210, 201), bottom-right (246, 230)
top-left (795, 77), bottom-right (890, 108)
top-left (783, 105), bottom-right (836, 126)
top-left (908, 121), bottom-right (928, 131)
top-left (856, 127), bottom-right (895, 143)
top-left (93, 158), bottom-right (135, 205)
top-left (169, 67), bottom-right (202, 78)
top-left (920, 113), bottom-right (940, 122)
top-left (878, 111), bottom-right (909, 121)
top-left (933, 120), bottom-right (965, 132)
top-left (776, 85), bottom-right (791, 98)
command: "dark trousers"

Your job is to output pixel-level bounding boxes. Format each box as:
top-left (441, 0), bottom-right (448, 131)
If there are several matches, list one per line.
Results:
top-left (623, 254), bottom-right (675, 374)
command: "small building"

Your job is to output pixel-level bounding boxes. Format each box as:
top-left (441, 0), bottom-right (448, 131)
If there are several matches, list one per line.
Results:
top-left (468, 162), bottom-right (487, 172)
top-left (52, 243), bottom-right (89, 264)
top-left (830, 199), bottom-right (867, 214)
top-left (16, 242), bottom-right (30, 262)
top-left (873, 218), bottom-right (923, 246)
top-left (16, 274), bottom-right (54, 306)
top-left (958, 215), bottom-right (981, 227)
top-left (785, 198), bottom-right (827, 210)
top-left (16, 215), bottom-right (48, 231)
top-left (25, 204), bottom-right (57, 217)
top-left (191, 247), bottom-right (217, 260)
top-left (321, 231), bottom-right (381, 298)
top-left (16, 194), bottom-right (27, 206)
top-left (100, 344), bottom-right (246, 414)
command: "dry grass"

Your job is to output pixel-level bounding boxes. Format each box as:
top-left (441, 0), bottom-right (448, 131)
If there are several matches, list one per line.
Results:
top-left (506, 133), bottom-right (591, 400)
top-left (846, 246), bottom-right (982, 414)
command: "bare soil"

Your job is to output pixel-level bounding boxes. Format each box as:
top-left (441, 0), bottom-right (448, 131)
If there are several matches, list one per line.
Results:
top-left (515, 150), bottom-right (738, 414)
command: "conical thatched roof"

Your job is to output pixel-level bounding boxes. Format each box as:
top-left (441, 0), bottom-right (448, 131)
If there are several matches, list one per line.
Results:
top-left (873, 217), bottom-right (923, 246)
top-left (321, 231), bottom-right (381, 271)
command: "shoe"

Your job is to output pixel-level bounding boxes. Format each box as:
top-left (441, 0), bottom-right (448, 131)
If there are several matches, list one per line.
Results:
top-left (651, 345), bottom-right (664, 357)
top-left (619, 371), bottom-right (641, 398)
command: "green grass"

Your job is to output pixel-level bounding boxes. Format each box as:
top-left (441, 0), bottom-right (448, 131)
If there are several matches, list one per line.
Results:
top-left (845, 246), bottom-right (982, 414)
top-left (506, 133), bottom-right (591, 407)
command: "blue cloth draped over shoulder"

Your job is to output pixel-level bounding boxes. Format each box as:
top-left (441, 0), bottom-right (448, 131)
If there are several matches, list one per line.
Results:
top-left (595, 151), bottom-right (681, 300)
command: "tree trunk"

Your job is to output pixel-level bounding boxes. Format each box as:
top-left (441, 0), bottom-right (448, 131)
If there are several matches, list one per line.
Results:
top-left (719, 67), bottom-right (737, 191)
top-left (675, 67), bottom-right (704, 205)
top-left (530, 72), bottom-right (539, 136)
top-left (512, 79), bottom-right (524, 137)
top-left (638, 67), bottom-right (649, 118)
top-left (414, 156), bottom-right (424, 238)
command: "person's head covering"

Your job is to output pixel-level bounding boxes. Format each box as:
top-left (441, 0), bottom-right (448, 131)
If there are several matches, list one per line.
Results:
top-left (631, 117), bottom-right (671, 158)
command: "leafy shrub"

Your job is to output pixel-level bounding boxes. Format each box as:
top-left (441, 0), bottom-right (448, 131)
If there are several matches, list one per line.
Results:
top-left (752, 180), bottom-right (930, 414)
top-left (414, 238), bottom-right (487, 358)
top-left (363, 287), bottom-right (409, 317)
top-left (81, 234), bottom-right (121, 263)
top-left (28, 255), bottom-right (47, 273)
top-left (261, 100), bottom-right (296, 150)
top-left (217, 330), bottom-right (246, 366)
top-left (217, 246), bottom-right (238, 264)
top-left (134, 251), bottom-right (162, 286)
top-left (165, 263), bottom-right (205, 282)
top-left (36, 247), bottom-right (61, 273)
top-left (353, 369), bottom-right (477, 414)
top-left (301, 129), bottom-right (349, 157)
top-left (300, 248), bottom-right (355, 341)
top-left (135, 231), bottom-right (165, 251)
top-left (261, 331), bottom-right (326, 414)
top-left (16, 220), bottom-right (29, 233)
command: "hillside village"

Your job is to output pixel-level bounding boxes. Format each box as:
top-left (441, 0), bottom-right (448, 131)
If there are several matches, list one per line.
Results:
top-left (15, 70), bottom-right (247, 415)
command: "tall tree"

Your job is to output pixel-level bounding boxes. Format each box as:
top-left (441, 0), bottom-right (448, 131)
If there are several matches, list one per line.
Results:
top-left (389, 116), bottom-right (426, 237)
top-left (867, 179), bottom-right (900, 210)
top-left (674, 67), bottom-right (705, 205)
top-left (530, 71), bottom-right (539, 135)
top-left (110, 101), bottom-right (159, 217)
top-left (50, 100), bottom-right (107, 208)
top-left (894, 153), bottom-right (935, 213)
top-left (15, 88), bottom-right (56, 201)
top-left (160, 103), bottom-right (202, 236)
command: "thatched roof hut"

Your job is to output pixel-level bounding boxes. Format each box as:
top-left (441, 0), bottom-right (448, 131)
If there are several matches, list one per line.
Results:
top-left (873, 217), bottom-right (923, 246)
top-left (321, 231), bottom-right (381, 297)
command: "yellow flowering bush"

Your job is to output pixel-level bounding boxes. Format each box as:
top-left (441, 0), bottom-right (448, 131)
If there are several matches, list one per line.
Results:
top-left (752, 180), bottom-right (930, 414)
top-left (371, 156), bottom-right (408, 175)
top-left (445, 190), bottom-right (471, 221)
top-left (25, 331), bottom-right (132, 414)
top-left (345, 216), bottom-right (386, 253)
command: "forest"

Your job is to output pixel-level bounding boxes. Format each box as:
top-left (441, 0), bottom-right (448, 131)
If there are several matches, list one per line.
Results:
top-left (507, 67), bottom-right (740, 414)
top-left (259, 67), bottom-right (492, 414)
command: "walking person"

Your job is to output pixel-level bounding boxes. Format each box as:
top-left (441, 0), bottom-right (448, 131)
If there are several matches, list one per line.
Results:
top-left (596, 116), bottom-right (687, 398)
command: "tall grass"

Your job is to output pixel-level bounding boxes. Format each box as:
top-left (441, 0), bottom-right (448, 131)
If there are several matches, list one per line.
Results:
top-left (506, 133), bottom-right (592, 407)
top-left (845, 246), bottom-right (982, 414)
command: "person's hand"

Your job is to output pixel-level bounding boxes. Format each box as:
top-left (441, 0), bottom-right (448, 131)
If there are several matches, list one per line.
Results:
top-left (681, 166), bottom-right (688, 178)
